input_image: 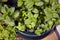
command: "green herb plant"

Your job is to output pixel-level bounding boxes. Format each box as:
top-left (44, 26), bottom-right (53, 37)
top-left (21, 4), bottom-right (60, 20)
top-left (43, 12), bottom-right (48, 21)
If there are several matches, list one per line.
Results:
top-left (17, 0), bottom-right (60, 36)
top-left (0, 0), bottom-right (60, 39)
top-left (0, 2), bottom-right (16, 40)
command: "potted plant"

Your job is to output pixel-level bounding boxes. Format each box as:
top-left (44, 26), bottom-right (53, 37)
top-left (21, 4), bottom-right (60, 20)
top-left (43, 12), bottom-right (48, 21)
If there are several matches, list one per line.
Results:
top-left (15, 0), bottom-right (60, 40)
top-left (0, 0), bottom-right (60, 40)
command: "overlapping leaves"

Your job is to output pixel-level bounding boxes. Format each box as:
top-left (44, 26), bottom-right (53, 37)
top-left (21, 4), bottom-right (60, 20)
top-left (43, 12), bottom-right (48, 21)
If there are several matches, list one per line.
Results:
top-left (16, 0), bottom-right (60, 36)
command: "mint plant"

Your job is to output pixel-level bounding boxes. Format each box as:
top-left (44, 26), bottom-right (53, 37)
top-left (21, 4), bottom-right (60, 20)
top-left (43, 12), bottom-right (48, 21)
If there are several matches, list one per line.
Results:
top-left (16, 0), bottom-right (60, 36)
top-left (0, 0), bottom-right (60, 39)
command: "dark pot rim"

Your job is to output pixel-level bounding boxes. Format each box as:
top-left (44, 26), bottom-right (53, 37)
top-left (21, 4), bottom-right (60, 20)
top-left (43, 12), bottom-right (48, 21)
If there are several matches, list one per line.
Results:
top-left (17, 25), bottom-right (56, 39)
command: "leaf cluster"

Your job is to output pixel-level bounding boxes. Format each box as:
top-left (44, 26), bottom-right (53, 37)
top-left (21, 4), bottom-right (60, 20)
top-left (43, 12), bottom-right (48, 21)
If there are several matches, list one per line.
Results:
top-left (16, 0), bottom-right (60, 35)
top-left (0, 0), bottom-right (60, 36)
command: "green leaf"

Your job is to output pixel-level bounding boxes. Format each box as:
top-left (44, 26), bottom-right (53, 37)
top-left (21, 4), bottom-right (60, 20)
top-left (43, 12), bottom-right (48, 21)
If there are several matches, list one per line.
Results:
top-left (44, 7), bottom-right (58, 22)
top-left (43, 0), bottom-right (49, 3)
top-left (35, 1), bottom-right (44, 7)
top-left (5, 16), bottom-right (15, 26)
top-left (31, 22), bottom-right (36, 28)
top-left (17, 23), bottom-right (25, 31)
top-left (57, 4), bottom-right (60, 9)
top-left (27, 25), bottom-right (32, 29)
top-left (0, 25), bottom-right (3, 30)
top-left (1, 7), bottom-right (7, 14)
top-left (24, 0), bottom-right (34, 9)
top-left (35, 28), bottom-right (42, 36)
top-left (34, 14), bottom-right (38, 19)
top-left (0, 32), bottom-right (3, 39)
top-left (52, 18), bottom-right (56, 22)
top-left (44, 8), bottom-right (53, 19)
top-left (52, 3), bottom-right (57, 10)
top-left (9, 7), bottom-right (15, 15)
top-left (4, 5), bottom-right (9, 11)
top-left (47, 21), bottom-right (53, 28)
top-left (4, 38), bottom-right (9, 40)
top-left (41, 24), bottom-right (45, 28)
top-left (28, 7), bottom-right (33, 11)
top-left (53, 13), bottom-right (59, 18)
top-left (6, 25), bottom-right (12, 31)
top-left (22, 11), bottom-right (26, 16)
top-left (2, 29), bottom-right (9, 38)
top-left (55, 19), bottom-right (60, 25)
top-left (48, 21), bottom-right (53, 26)
top-left (13, 11), bottom-right (19, 18)
top-left (25, 19), bottom-right (31, 25)
top-left (0, 16), bottom-right (4, 21)
top-left (17, 0), bottom-right (23, 7)
top-left (25, 19), bottom-right (36, 29)
top-left (34, 0), bottom-right (40, 2)
top-left (41, 24), bottom-right (49, 30)
top-left (50, 0), bottom-right (57, 4)
top-left (24, 12), bottom-right (37, 29)
top-left (32, 8), bottom-right (39, 14)
top-left (43, 24), bottom-right (49, 31)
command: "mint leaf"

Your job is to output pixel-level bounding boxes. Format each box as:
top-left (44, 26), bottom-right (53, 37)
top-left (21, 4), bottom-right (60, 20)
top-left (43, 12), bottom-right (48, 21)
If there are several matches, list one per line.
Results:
top-left (5, 16), bottom-right (15, 26)
top-left (1, 7), bottom-right (7, 14)
top-left (17, 0), bottom-right (23, 7)
top-left (47, 21), bottom-right (53, 27)
top-left (17, 23), bottom-right (25, 31)
top-left (9, 7), bottom-right (15, 15)
top-left (13, 11), bottom-right (19, 18)
top-left (32, 8), bottom-right (39, 14)
top-left (34, 14), bottom-right (38, 19)
top-left (24, 0), bottom-right (34, 9)
top-left (44, 0), bottom-right (49, 3)
top-left (35, 1), bottom-right (44, 7)
top-left (35, 28), bottom-right (42, 36)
